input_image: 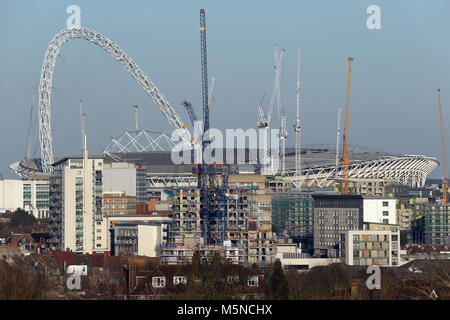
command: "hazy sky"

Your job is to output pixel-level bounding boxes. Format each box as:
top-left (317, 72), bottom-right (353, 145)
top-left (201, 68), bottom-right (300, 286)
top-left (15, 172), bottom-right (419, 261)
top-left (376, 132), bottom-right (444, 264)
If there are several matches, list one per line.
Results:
top-left (1, 0), bottom-right (450, 179)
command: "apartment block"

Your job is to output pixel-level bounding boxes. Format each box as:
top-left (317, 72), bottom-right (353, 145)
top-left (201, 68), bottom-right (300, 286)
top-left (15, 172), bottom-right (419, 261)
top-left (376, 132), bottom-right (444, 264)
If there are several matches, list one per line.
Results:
top-left (23, 179), bottom-right (50, 219)
top-left (340, 229), bottom-right (400, 266)
top-left (271, 193), bottom-right (313, 239)
top-left (423, 203), bottom-right (450, 245)
top-left (49, 157), bottom-right (105, 253)
top-left (103, 162), bottom-right (147, 212)
top-left (103, 192), bottom-right (137, 215)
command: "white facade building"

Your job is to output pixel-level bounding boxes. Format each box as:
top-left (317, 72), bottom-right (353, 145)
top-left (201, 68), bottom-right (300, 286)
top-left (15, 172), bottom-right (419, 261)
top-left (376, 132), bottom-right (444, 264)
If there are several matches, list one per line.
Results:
top-left (23, 180), bottom-right (50, 219)
top-left (340, 229), bottom-right (400, 267)
top-left (49, 157), bottom-right (105, 254)
top-left (0, 179), bottom-right (23, 212)
top-left (363, 197), bottom-right (396, 225)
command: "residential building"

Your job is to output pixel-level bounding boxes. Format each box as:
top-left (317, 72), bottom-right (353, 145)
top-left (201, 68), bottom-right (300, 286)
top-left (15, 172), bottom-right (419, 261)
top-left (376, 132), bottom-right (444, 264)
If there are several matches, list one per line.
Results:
top-left (49, 157), bottom-right (105, 254)
top-left (23, 179), bottom-right (50, 219)
top-left (312, 194), bottom-right (364, 258)
top-left (0, 179), bottom-right (23, 212)
top-left (312, 194), bottom-right (396, 258)
top-left (271, 193), bottom-right (313, 238)
top-left (103, 162), bottom-right (147, 213)
top-left (103, 192), bottom-right (137, 215)
top-left (423, 203), bottom-right (450, 245)
top-left (340, 229), bottom-right (401, 266)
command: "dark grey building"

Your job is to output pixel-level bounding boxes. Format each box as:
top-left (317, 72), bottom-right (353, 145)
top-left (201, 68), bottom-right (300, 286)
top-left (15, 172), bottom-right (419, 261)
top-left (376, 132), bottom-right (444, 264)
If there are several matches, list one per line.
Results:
top-left (312, 194), bottom-right (364, 258)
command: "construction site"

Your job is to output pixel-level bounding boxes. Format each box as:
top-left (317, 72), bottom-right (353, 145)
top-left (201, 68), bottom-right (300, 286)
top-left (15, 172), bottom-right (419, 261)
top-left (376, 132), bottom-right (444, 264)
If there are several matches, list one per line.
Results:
top-left (5, 7), bottom-right (445, 266)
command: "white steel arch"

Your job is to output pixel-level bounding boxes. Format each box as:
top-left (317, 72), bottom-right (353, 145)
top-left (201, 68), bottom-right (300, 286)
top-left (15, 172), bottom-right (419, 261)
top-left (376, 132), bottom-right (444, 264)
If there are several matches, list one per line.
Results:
top-left (286, 155), bottom-right (439, 188)
top-left (38, 27), bottom-right (192, 172)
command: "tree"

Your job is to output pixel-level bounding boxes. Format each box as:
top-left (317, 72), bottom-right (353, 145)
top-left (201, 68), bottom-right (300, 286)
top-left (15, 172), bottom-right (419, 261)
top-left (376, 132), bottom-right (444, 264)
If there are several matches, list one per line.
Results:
top-left (400, 230), bottom-right (409, 246)
top-left (10, 208), bottom-right (36, 227)
top-left (267, 259), bottom-right (289, 300)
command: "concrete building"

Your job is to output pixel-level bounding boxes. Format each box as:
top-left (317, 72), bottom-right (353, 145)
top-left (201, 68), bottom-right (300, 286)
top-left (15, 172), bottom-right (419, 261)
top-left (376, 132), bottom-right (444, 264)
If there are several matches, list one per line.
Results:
top-left (423, 203), bottom-right (450, 245)
top-left (0, 178), bottom-right (50, 219)
top-left (107, 214), bottom-right (172, 256)
top-left (312, 194), bottom-right (364, 257)
top-left (347, 178), bottom-right (394, 197)
top-left (271, 193), bottom-right (313, 238)
top-left (23, 179), bottom-right (50, 219)
top-left (103, 192), bottom-right (137, 215)
top-left (110, 221), bottom-right (168, 257)
top-left (49, 157), bottom-right (105, 254)
top-left (0, 179), bottom-right (24, 212)
top-left (160, 173), bottom-right (276, 265)
top-left (362, 196), bottom-right (396, 225)
top-left (103, 162), bottom-right (147, 213)
top-left (312, 194), bottom-right (397, 258)
top-left (339, 229), bottom-right (400, 266)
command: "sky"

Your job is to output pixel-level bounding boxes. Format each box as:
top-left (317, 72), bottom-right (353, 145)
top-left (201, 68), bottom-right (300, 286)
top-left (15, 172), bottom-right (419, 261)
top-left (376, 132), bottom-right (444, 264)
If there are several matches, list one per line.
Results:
top-left (0, 0), bottom-right (450, 179)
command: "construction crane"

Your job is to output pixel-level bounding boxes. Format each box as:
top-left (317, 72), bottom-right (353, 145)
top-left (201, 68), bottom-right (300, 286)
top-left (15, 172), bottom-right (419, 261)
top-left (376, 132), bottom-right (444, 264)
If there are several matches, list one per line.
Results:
top-left (335, 108), bottom-right (342, 179)
top-left (257, 45), bottom-right (285, 175)
top-left (181, 100), bottom-right (198, 127)
top-left (438, 89), bottom-right (447, 203)
top-left (341, 57), bottom-right (353, 194)
top-left (25, 87), bottom-right (36, 160)
top-left (277, 48), bottom-right (288, 176)
top-left (198, 8), bottom-right (217, 244)
top-left (208, 77), bottom-right (216, 107)
top-left (293, 48), bottom-right (302, 186)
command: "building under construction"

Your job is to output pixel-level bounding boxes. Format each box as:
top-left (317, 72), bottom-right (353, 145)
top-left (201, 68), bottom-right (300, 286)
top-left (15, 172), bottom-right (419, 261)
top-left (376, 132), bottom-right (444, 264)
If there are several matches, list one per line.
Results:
top-left (158, 173), bottom-right (275, 265)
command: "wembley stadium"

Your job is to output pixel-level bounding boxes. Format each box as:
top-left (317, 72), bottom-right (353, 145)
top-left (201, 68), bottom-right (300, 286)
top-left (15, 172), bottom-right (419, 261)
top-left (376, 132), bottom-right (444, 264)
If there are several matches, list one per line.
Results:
top-left (10, 144), bottom-right (439, 189)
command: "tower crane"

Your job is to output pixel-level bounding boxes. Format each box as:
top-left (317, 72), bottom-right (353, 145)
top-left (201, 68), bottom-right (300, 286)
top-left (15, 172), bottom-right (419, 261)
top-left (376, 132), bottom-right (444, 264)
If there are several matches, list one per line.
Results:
top-left (257, 45), bottom-right (285, 175)
top-left (335, 108), bottom-right (342, 179)
top-left (438, 89), bottom-right (448, 203)
top-left (293, 48), bottom-right (302, 186)
top-left (341, 57), bottom-right (353, 194)
top-left (181, 100), bottom-right (198, 127)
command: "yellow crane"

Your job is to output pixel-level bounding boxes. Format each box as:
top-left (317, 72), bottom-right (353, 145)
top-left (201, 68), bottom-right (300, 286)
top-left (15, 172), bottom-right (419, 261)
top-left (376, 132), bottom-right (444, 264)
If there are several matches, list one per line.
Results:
top-left (341, 57), bottom-right (353, 194)
top-left (438, 89), bottom-right (447, 203)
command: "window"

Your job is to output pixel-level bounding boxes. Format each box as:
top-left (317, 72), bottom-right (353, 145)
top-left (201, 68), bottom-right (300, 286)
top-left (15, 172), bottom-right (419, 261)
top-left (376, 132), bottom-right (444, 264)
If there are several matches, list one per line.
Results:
top-left (248, 276), bottom-right (259, 287)
top-left (173, 276), bottom-right (187, 285)
top-left (96, 244), bottom-right (101, 247)
top-left (97, 236), bottom-right (102, 240)
top-left (152, 277), bottom-right (166, 288)
top-left (97, 229), bottom-right (102, 233)
top-left (227, 276), bottom-right (239, 284)
top-left (383, 219), bottom-right (389, 224)
top-left (382, 211), bottom-right (389, 216)
top-left (382, 201), bottom-right (389, 207)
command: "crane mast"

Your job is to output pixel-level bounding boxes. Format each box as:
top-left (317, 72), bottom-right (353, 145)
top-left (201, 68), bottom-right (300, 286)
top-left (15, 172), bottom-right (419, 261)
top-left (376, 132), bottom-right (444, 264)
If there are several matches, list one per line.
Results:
top-left (293, 48), bottom-right (302, 186)
top-left (257, 46), bottom-right (285, 175)
top-left (438, 89), bottom-right (447, 203)
top-left (341, 57), bottom-right (353, 194)
top-left (335, 108), bottom-right (342, 179)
